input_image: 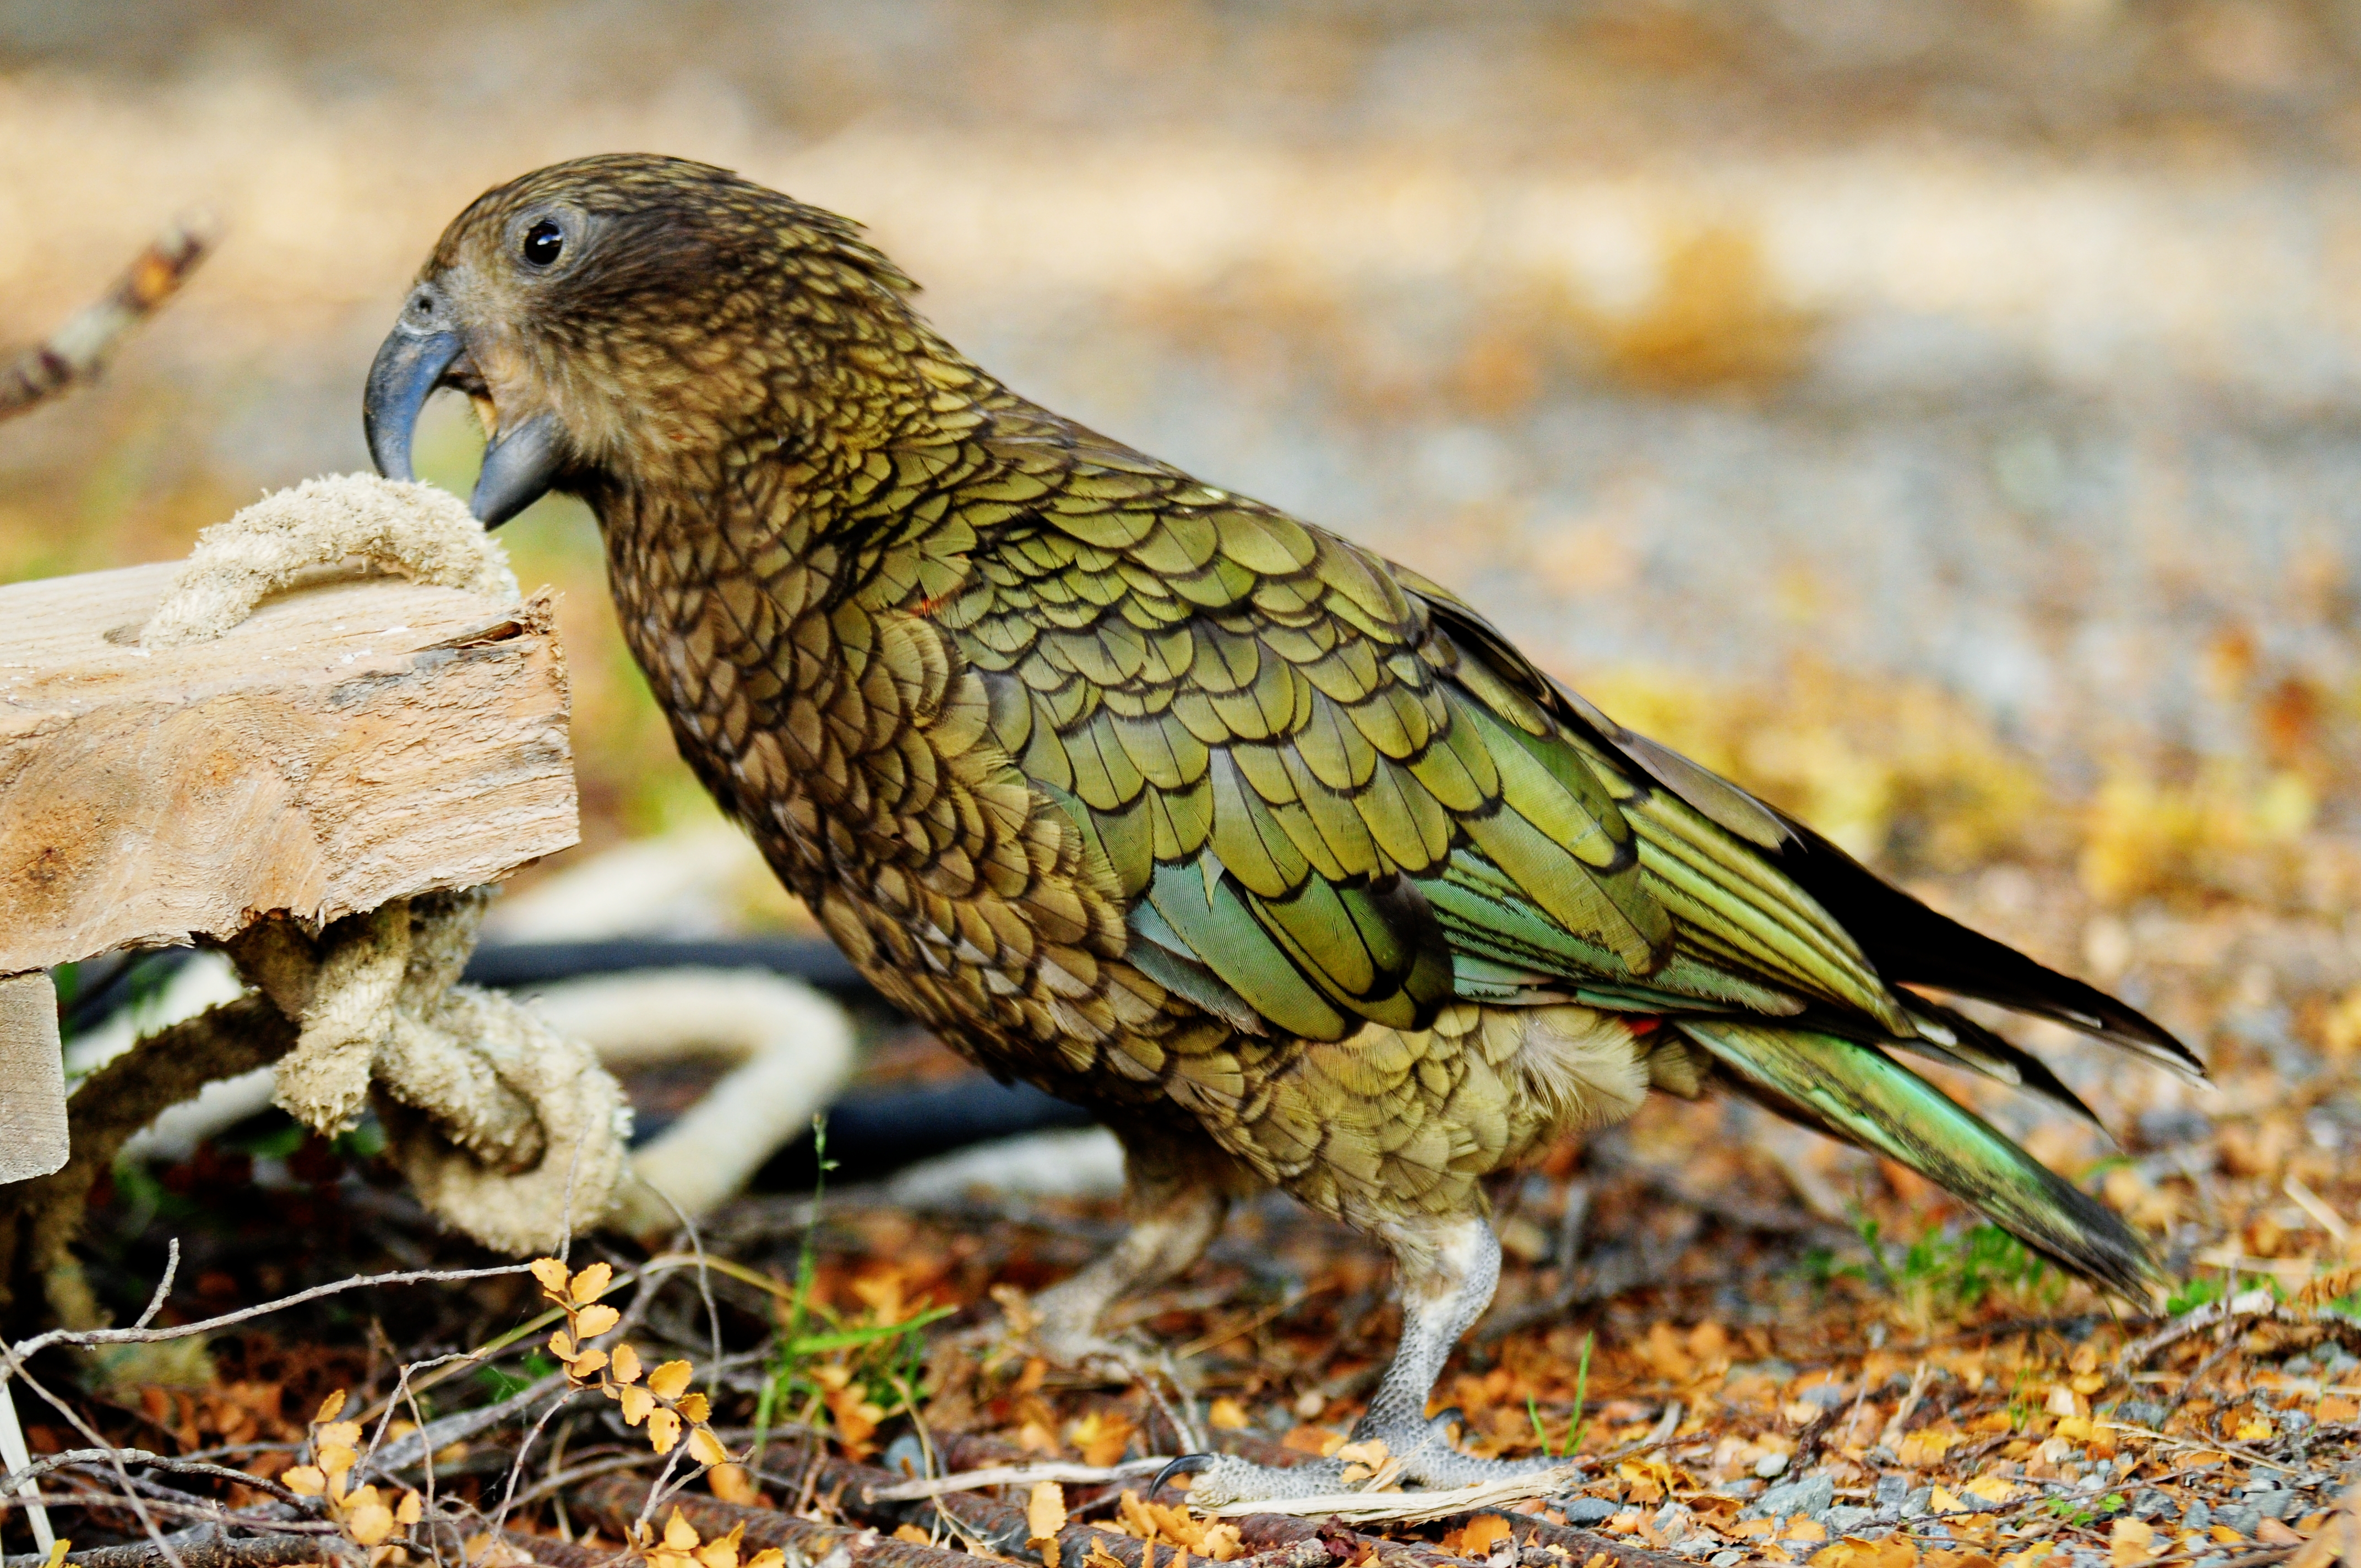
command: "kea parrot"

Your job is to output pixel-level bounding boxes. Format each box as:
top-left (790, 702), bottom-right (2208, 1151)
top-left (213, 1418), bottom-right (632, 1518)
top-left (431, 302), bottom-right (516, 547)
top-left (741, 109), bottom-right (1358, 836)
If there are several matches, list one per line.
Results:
top-left (363, 154), bottom-right (2202, 1504)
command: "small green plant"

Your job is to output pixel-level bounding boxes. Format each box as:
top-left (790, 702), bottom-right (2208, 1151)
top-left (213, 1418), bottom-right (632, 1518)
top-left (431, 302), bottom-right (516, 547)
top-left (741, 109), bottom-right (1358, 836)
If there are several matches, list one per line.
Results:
top-left (477, 1351), bottom-right (560, 1403)
top-left (749, 1118), bottom-right (952, 1459)
top-left (1525, 1331), bottom-right (1592, 1457)
top-left (2164, 1273), bottom-right (2227, 1316)
top-left (1832, 1217), bottom-right (2058, 1323)
top-left (1571, 1329), bottom-right (1593, 1439)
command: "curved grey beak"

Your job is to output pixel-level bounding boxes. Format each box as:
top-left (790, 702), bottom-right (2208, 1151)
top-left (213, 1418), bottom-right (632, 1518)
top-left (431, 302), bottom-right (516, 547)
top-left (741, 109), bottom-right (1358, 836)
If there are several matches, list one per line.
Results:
top-left (363, 315), bottom-right (566, 528)
top-left (363, 326), bottom-right (463, 486)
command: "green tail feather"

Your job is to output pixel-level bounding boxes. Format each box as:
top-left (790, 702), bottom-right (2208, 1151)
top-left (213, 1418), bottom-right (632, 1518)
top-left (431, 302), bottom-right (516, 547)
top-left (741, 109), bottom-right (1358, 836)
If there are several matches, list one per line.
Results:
top-left (1676, 1020), bottom-right (2164, 1298)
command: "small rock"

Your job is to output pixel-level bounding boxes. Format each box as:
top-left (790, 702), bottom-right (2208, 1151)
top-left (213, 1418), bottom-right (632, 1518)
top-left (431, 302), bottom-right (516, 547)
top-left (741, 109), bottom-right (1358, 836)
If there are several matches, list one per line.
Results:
top-left (1823, 1505), bottom-right (1876, 1534)
top-left (1875, 1476), bottom-right (1911, 1507)
top-left (1905, 1488), bottom-right (1933, 1518)
top-left (2183, 1502), bottom-right (2211, 1531)
top-left (1798, 1384), bottom-right (1852, 1409)
top-left (2138, 1106), bottom-right (2211, 1146)
top-left (2116, 1400), bottom-right (2170, 1429)
top-left (1558, 1498), bottom-right (1618, 1527)
top-left (1755, 1452), bottom-right (1790, 1479)
top-left (1744, 1474), bottom-right (1837, 1521)
top-left (2220, 1505), bottom-right (2261, 1538)
top-left (1730, 1359), bottom-right (1799, 1383)
top-left (1710, 1555), bottom-right (1743, 1567)
top-left (2129, 1489), bottom-right (2173, 1520)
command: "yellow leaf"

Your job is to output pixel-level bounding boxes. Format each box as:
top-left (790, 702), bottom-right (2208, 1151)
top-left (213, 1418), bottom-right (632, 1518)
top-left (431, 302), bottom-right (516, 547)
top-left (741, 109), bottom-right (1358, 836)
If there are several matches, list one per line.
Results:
top-left (1809, 1539), bottom-right (1918, 1568)
top-left (688, 1427), bottom-right (730, 1468)
top-left (747, 1554), bottom-right (785, 1568)
top-left (1456, 1517), bottom-right (1513, 1557)
top-left (317, 1444), bottom-right (358, 1480)
top-left (710, 1464), bottom-right (759, 1505)
top-left (569, 1348), bottom-right (610, 1378)
top-left (1029, 1481), bottom-right (1069, 1543)
top-left (2109, 1518), bottom-right (2156, 1568)
top-left (396, 1491), bottom-right (422, 1526)
top-left (650, 1407), bottom-right (683, 1454)
top-left (1897, 1429), bottom-right (1960, 1467)
top-left (284, 1466), bottom-right (327, 1498)
top-left (895, 1527), bottom-right (932, 1546)
top-left (649, 1359), bottom-right (695, 1400)
top-left (696, 1522), bottom-right (747, 1568)
top-left (530, 1258), bottom-right (572, 1298)
top-left (39, 1540), bottom-right (66, 1568)
top-left (1965, 1476), bottom-right (2023, 1506)
top-left (678, 1392), bottom-right (712, 1423)
top-left (663, 1509), bottom-right (700, 1551)
top-left (347, 1502), bottom-right (395, 1547)
top-left (611, 1344), bottom-right (644, 1385)
top-left (550, 1330), bottom-right (578, 1362)
top-left (619, 1385), bottom-right (656, 1425)
top-left (2233, 1418), bottom-right (2273, 1442)
top-left (1207, 1398), bottom-right (1249, 1431)
top-left (315, 1390), bottom-right (349, 1424)
top-left (574, 1304), bottom-right (622, 1338)
top-left (570, 1261), bottom-right (616, 1304)
top-left (1930, 1487), bottom-right (1964, 1515)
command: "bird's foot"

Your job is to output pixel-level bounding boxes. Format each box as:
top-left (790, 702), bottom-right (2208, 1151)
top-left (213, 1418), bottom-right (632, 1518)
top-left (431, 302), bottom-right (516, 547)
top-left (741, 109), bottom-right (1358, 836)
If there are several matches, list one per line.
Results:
top-left (1180, 1455), bottom-right (1351, 1509)
top-left (1184, 1413), bottom-right (1580, 1509)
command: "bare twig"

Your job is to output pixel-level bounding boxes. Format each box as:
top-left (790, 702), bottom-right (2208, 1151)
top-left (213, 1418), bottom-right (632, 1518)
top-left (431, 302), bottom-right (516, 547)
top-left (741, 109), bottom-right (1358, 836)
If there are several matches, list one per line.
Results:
top-left (358, 1370), bottom-right (569, 1482)
top-left (1195, 1464), bottom-right (1586, 1522)
top-left (0, 214), bottom-right (215, 422)
top-left (864, 1456), bottom-right (1175, 1502)
top-left (132, 1240), bottom-right (181, 1332)
top-left (8, 1264), bottom-right (532, 1367)
top-left (1, 1342), bottom-right (188, 1568)
top-left (0, 1528), bottom-right (327, 1568)
top-left (0, 1450), bottom-right (300, 1505)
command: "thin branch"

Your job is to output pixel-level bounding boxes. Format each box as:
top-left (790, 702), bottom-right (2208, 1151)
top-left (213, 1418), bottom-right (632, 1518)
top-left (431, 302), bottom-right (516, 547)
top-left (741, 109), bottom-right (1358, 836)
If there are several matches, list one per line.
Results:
top-left (8, 1264), bottom-right (533, 1366)
top-left (865, 1457), bottom-right (1177, 1502)
top-left (0, 1343), bottom-right (188, 1568)
top-left (0, 215), bottom-right (215, 422)
top-left (0, 1528), bottom-right (329, 1568)
top-left (132, 1241), bottom-right (182, 1332)
top-left (1, 1450), bottom-right (300, 1505)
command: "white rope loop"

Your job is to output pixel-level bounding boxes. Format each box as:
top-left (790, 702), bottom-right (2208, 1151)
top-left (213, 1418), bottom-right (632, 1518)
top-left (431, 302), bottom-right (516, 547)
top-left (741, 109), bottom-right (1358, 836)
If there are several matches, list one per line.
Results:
top-left (142, 475), bottom-right (630, 1254)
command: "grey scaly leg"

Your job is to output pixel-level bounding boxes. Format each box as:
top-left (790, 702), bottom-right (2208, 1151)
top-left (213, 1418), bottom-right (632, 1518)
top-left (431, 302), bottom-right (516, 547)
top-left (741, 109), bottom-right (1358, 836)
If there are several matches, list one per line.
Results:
top-left (1189, 1215), bottom-right (1577, 1506)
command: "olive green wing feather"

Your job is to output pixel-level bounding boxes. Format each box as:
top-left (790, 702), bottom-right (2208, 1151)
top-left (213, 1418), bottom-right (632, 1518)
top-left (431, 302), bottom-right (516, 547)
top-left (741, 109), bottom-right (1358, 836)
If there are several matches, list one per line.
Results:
top-left (929, 417), bottom-right (1917, 1044)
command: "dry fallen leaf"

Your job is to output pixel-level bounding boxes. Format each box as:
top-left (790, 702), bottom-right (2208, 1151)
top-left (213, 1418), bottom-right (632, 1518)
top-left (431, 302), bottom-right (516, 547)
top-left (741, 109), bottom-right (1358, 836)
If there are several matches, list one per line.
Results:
top-left (1029, 1480), bottom-right (1069, 1545)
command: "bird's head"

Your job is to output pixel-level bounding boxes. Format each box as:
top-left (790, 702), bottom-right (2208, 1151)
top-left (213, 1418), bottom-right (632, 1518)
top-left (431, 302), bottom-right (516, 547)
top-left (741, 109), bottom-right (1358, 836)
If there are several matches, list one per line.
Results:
top-left (364, 153), bottom-right (924, 525)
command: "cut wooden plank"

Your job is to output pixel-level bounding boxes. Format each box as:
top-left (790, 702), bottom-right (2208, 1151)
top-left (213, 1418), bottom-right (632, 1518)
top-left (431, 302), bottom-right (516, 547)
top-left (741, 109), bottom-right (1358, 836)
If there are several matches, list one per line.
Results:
top-left (0, 972), bottom-right (67, 1180)
top-left (0, 560), bottom-right (578, 976)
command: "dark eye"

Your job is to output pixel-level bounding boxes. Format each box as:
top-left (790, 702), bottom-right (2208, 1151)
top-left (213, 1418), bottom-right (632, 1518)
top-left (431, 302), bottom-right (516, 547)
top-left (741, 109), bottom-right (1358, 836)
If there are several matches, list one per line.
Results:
top-left (522, 219), bottom-right (564, 267)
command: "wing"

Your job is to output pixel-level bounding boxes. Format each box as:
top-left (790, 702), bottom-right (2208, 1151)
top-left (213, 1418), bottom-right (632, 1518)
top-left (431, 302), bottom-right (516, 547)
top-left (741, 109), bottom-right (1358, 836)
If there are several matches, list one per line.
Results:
top-left (926, 413), bottom-right (1930, 1050)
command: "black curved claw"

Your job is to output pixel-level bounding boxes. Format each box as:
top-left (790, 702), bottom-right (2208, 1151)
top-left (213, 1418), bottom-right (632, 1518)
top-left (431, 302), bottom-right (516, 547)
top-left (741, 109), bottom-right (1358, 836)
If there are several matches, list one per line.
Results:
top-left (1073, 1453), bottom-right (1219, 1520)
top-left (1147, 1452), bottom-right (1220, 1499)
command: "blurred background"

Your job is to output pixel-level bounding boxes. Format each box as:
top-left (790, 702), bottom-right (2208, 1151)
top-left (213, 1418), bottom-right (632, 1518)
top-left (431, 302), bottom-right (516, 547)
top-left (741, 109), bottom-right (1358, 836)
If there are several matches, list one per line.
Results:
top-left (13, 0), bottom-right (2361, 1227)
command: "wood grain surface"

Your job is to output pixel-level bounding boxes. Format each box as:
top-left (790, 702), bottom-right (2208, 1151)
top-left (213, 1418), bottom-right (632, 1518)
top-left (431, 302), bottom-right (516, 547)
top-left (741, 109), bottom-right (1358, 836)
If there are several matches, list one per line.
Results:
top-left (0, 562), bottom-right (578, 976)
